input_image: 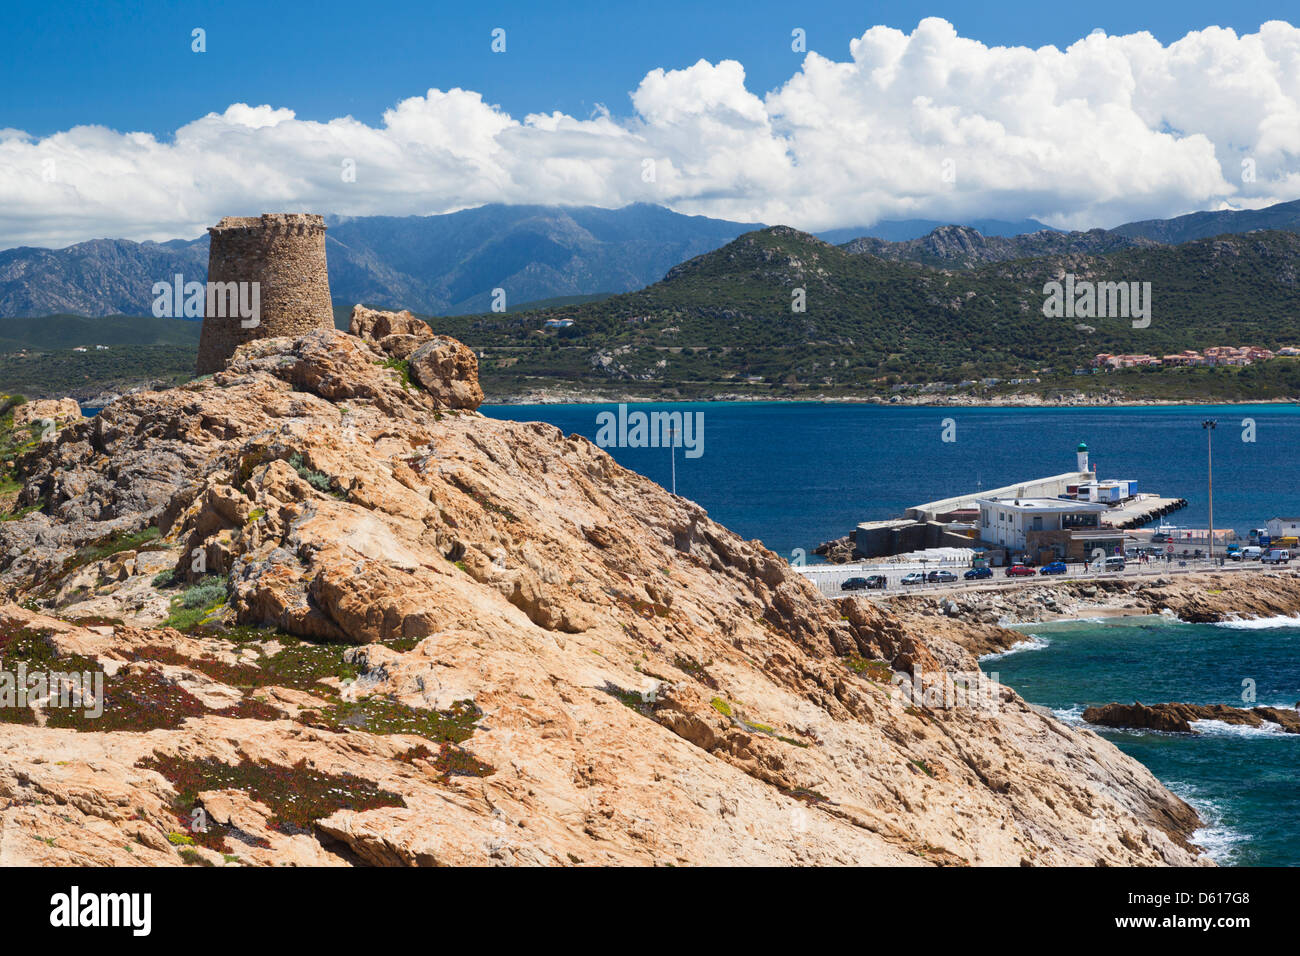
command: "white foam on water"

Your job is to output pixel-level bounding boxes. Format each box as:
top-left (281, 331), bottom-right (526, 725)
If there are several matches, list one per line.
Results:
top-left (1169, 784), bottom-right (1250, 865)
top-left (1190, 718), bottom-right (1296, 738)
top-left (1213, 614), bottom-right (1300, 630)
top-left (1051, 704), bottom-right (1086, 725)
top-left (979, 634), bottom-right (1049, 661)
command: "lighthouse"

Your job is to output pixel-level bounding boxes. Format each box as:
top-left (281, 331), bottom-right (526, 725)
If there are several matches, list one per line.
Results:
top-left (1076, 442), bottom-right (1091, 473)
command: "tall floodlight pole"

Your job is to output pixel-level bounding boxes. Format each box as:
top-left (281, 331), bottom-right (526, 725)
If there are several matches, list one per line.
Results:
top-left (1202, 420), bottom-right (1217, 563)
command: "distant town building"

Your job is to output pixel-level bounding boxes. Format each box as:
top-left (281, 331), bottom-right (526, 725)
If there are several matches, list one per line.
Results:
top-left (1093, 345), bottom-right (1286, 369)
top-left (1265, 517), bottom-right (1300, 540)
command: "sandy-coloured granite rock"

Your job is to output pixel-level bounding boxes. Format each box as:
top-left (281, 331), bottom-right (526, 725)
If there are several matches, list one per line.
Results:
top-left (0, 327), bottom-right (1209, 866)
top-left (12, 397), bottom-right (81, 430)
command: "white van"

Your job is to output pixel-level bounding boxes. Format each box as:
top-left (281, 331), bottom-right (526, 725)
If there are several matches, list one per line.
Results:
top-left (1262, 549), bottom-right (1291, 565)
top-left (1240, 546), bottom-right (1263, 560)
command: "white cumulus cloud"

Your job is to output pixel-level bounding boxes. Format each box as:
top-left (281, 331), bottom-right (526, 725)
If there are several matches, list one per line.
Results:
top-left (1, 17), bottom-right (1298, 249)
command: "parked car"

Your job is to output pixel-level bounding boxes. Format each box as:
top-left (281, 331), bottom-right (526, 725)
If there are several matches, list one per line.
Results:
top-left (1104, 556), bottom-right (1126, 571)
top-left (840, 577), bottom-right (870, 591)
top-left (1040, 561), bottom-right (1068, 575)
top-left (964, 566), bottom-right (993, 580)
top-left (1240, 546), bottom-right (1263, 560)
top-left (927, 569), bottom-right (957, 583)
top-left (900, 572), bottom-right (927, 586)
top-left (864, 574), bottom-right (887, 589)
top-left (1262, 549), bottom-right (1292, 565)
top-left (1005, 564), bottom-right (1036, 577)
top-left (1225, 547), bottom-right (1243, 560)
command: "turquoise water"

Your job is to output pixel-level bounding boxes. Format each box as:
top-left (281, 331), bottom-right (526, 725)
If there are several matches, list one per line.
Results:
top-left (483, 401), bottom-right (1300, 866)
top-left (986, 615), bottom-right (1300, 866)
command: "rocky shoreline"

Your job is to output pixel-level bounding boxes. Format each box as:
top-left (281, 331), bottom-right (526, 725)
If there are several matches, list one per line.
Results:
top-left (881, 570), bottom-right (1300, 657)
top-left (488, 388), bottom-right (1297, 408)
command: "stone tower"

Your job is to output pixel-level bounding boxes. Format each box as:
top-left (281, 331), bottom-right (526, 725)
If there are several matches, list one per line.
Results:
top-left (195, 213), bottom-right (334, 375)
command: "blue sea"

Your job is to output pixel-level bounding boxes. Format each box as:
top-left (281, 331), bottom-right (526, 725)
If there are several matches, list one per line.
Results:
top-left (485, 401), bottom-right (1300, 865)
top-left (483, 401), bottom-right (1300, 561)
top-left (988, 616), bottom-right (1300, 867)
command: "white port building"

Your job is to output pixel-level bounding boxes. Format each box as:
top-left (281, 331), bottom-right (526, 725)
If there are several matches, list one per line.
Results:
top-left (976, 497), bottom-right (1110, 552)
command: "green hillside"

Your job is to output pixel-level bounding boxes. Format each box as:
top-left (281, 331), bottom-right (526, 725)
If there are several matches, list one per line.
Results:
top-left (5, 230), bottom-right (1300, 403)
top-left (420, 226), bottom-right (1300, 402)
top-left (0, 315), bottom-right (199, 400)
top-left (0, 314), bottom-right (201, 351)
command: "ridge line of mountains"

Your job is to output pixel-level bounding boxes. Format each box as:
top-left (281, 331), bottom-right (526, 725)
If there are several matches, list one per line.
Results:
top-left (2, 199), bottom-right (1298, 320)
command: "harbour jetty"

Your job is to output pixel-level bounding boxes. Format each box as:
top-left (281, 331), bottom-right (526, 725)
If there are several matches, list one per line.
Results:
top-left (824, 441), bottom-right (1189, 563)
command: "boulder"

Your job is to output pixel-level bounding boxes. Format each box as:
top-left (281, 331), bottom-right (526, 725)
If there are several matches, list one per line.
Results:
top-left (13, 398), bottom-right (81, 430)
top-left (408, 336), bottom-right (483, 410)
top-left (348, 305), bottom-right (434, 359)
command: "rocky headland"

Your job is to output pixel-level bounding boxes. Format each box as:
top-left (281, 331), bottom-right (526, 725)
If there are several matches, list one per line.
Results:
top-left (0, 310), bottom-right (1214, 866)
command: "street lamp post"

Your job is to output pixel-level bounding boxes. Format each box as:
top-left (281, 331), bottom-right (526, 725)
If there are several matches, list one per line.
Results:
top-left (668, 424), bottom-right (677, 496)
top-left (1202, 420), bottom-right (1216, 564)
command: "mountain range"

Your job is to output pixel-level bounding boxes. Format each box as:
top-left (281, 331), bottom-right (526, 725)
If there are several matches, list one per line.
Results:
top-left (2, 199), bottom-right (1297, 320)
top-left (0, 204), bottom-right (762, 318)
top-left (842, 200), bottom-right (1300, 269)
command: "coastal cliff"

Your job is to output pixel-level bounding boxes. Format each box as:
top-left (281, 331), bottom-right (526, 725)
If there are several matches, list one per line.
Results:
top-left (0, 315), bottom-right (1205, 866)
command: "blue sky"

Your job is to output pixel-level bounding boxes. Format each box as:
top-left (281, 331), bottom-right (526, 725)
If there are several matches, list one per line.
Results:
top-left (2, 3), bottom-right (1298, 247)
top-left (6, 0), bottom-right (1297, 136)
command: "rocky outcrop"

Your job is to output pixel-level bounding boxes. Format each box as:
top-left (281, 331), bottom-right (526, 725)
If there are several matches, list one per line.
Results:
top-left (12, 398), bottom-right (81, 430)
top-left (812, 535), bottom-right (859, 564)
top-left (348, 305), bottom-right (435, 360)
top-left (407, 338), bottom-right (483, 410)
top-left (0, 326), bottom-right (1210, 866)
top-left (348, 305), bottom-right (483, 409)
top-left (1084, 702), bottom-right (1300, 735)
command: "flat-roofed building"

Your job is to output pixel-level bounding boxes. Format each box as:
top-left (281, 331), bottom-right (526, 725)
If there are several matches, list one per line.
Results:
top-left (977, 496), bottom-right (1125, 561)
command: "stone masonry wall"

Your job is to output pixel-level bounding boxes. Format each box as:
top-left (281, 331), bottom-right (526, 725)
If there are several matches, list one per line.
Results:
top-left (195, 213), bottom-right (334, 374)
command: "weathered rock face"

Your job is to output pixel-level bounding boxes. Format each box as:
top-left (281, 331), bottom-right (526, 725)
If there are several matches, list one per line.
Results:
top-left (348, 304), bottom-right (434, 360)
top-left (812, 535), bottom-right (859, 564)
top-left (1084, 702), bottom-right (1300, 735)
top-left (0, 327), bottom-right (1208, 866)
top-left (12, 398), bottom-right (81, 430)
top-left (407, 337), bottom-right (483, 410)
top-left (348, 305), bottom-right (483, 409)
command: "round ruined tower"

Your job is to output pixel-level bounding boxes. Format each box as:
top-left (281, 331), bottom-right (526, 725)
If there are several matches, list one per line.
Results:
top-left (195, 213), bottom-right (334, 375)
